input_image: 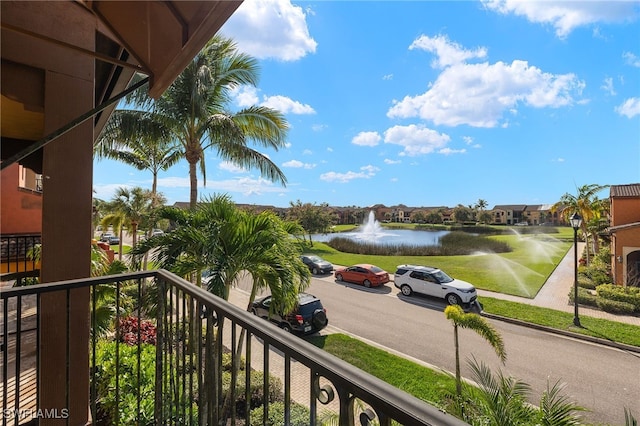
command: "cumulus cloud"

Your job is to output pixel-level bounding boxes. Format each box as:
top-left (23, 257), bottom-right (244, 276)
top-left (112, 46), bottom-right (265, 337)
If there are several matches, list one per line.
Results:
top-left (352, 131), bottom-right (382, 147)
top-left (482, 0), bottom-right (639, 38)
top-left (282, 160), bottom-right (316, 169)
top-left (261, 95), bottom-right (315, 114)
top-left (409, 34), bottom-right (487, 68)
top-left (383, 124), bottom-right (451, 156)
top-left (623, 51), bottom-right (640, 68)
top-left (222, 0), bottom-right (317, 61)
top-left (388, 45), bottom-right (585, 128)
top-left (384, 158), bottom-right (401, 164)
top-left (439, 148), bottom-right (467, 155)
top-left (320, 165), bottom-right (379, 183)
top-left (615, 97), bottom-right (640, 118)
top-left (232, 86), bottom-right (314, 114)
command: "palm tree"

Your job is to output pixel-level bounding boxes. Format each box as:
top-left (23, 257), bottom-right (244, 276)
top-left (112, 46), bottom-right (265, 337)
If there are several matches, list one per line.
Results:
top-left (476, 199), bottom-right (488, 211)
top-left (97, 35), bottom-right (289, 209)
top-left (552, 184), bottom-right (609, 263)
top-left (444, 305), bottom-right (506, 398)
top-left (130, 195), bottom-right (310, 423)
top-left (461, 358), bottom-right (584, 426)
top-left (95, 119), bottom-right (181, 197)
top-left (101, 187), bottom-right (154, 259)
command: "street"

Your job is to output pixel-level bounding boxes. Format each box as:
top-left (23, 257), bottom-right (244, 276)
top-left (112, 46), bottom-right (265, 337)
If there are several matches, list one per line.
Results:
top-left (231, 273), bottom-right (640, 426)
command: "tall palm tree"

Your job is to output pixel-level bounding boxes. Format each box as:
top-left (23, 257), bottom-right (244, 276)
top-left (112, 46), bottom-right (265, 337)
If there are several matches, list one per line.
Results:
top-left (552, 184), bottom-right (609, 263)
top-left (444, 305), bottom-right (506, 398)
top-left (97, 35), bottom-right (289, 209)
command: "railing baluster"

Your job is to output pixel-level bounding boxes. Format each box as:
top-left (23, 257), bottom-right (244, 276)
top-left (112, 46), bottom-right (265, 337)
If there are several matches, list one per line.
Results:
top-left (137, 278), bottom-right (142, 424)
top-left (284, 354), bottom-right (291, 426)
top-left (2, 296), bottom-right (7, 426)
top-left (263, 341), bottom-right (269, 424)
top-left (114, 281), bottom-right (121, 426)
top-left (244, 331), bottom-right (252, 426)
top-left (154, 277), bottom-right (165, 426)
top-left (14, 297), bottom-right (21, 424)
top-left (90, 284), bottom-right (97, 424)
top-left (65, 288), bottom-right (70, 426)
top-left (310, 370), bottom-right (317, 426)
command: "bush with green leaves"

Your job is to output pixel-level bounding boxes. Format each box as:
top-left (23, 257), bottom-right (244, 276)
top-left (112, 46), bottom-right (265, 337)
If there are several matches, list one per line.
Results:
top-left (223, 370), bottom-right (284, 418)
top-left (93, 340), bottom-right (197, 425)
top-left (568, 287), bottom-right (598, 307)
top-left (577, 274), bottom-right (597, 290)
top-left (249, 401), bottom-right (311, 426)
top-left (596, 298), bottom-right (636, 315)
top-left (596, 284), bottom-right (640, 312)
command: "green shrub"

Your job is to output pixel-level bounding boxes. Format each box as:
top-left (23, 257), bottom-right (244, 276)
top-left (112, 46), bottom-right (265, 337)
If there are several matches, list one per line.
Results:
top-left (249, 401), bottom-right (311, 426)
top-left (223, 370), bottom-right (284, 418)
top-left (596, 284), bottom-right (640, 312)
top-left (577, 275), bottom-right (597, 290)
top-left (568, 287), bottom-right (598, 307)
top-left (596, 298), bottom-right (636, 315)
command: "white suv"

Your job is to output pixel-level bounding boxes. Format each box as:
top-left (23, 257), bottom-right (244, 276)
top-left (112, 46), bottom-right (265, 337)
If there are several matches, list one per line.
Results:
top-left (394, 264), bottom-right (478, 306)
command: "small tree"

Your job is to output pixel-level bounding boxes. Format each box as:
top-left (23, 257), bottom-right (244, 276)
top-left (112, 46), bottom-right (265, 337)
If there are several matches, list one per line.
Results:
top-left (287, 200), bottom-right (336, 244)
top-left (444, 305), bottom-right (506, 398)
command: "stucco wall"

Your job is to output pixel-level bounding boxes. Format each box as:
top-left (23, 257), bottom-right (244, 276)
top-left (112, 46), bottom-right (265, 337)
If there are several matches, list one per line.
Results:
top-left (611, 197), bottom-right (640, 227)
top-left (0, 163), bottom-right (42, 234)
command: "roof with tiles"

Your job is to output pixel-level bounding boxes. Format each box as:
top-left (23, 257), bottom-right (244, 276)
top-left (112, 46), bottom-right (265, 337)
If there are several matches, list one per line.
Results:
top-left (610, 183), bottom-right (640, 197)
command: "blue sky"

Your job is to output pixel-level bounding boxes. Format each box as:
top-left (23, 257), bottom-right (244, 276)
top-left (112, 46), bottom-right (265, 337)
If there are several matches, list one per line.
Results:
top-left (93, 0), bottom-right (640, 209)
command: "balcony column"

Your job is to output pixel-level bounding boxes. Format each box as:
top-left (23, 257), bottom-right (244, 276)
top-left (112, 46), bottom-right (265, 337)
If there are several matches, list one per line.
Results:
top-left (39, 33), bottom-right (94, 426)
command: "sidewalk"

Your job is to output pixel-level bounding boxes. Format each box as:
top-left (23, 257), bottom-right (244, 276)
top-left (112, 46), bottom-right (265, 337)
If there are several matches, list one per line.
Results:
top-left (477, 242), bottom-right (640, 327)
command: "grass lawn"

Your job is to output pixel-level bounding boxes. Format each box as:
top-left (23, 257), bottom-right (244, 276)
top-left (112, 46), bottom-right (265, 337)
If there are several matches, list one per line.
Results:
top-left (302, 227), bottom-right (572, 298)
top-left (306, 333), bottom-right (456, 409)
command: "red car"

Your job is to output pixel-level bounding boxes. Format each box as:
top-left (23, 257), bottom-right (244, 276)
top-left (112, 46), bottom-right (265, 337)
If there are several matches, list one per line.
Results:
top-left (334, 264), bottom-right (390, 288)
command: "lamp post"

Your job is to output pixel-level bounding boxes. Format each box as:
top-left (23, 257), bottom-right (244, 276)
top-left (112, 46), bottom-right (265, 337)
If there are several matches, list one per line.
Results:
top-left (569, 212), bottom-right (583, 327)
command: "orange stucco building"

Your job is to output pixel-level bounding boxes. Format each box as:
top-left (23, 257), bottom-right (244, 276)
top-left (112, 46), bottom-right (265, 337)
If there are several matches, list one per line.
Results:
top-left (608, 183), bottom-right (640, 287)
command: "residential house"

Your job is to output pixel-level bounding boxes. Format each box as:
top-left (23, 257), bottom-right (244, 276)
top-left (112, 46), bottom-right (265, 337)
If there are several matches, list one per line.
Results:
top-left (491, 204), bottom-right (527, 225)
top-left (608, 184), bottom-right (640, 287)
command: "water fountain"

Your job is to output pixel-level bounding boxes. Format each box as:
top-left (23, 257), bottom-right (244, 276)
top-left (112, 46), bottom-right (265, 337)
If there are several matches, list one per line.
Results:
top-left (355, 211), bottom-right (387, 241)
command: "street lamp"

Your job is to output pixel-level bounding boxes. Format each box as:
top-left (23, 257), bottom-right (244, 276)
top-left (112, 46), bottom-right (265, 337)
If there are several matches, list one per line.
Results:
top-left (569, 212), bottom-right (583, 327)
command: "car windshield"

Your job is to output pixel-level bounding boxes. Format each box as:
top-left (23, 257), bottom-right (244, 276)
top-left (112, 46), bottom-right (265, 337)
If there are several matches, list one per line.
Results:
top-left (308, 256), bottom-right (323, 262)
top-left (432, 270), bottom-right (453, 283)
top-left (369, 266), bottom-right (384, 273)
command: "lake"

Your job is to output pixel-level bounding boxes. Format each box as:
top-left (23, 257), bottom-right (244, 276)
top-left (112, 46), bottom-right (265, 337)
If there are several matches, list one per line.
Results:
top-left (310, 229), bottom-right (450, 247)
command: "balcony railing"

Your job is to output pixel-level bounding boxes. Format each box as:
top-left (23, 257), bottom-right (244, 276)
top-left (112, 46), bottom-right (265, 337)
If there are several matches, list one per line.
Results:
top-left (0, 234), bottom-right (41, 285)
top-left (1, 270), bottom-right (467, 426)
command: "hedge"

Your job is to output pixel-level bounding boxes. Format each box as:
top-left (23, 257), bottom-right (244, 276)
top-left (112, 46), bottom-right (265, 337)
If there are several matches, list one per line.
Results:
top-left (596, 284), bottom-right (640, 312)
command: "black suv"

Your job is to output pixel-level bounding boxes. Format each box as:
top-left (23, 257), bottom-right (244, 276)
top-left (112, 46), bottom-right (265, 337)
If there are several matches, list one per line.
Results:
top-left (250, 293), bottom-right (328, 334)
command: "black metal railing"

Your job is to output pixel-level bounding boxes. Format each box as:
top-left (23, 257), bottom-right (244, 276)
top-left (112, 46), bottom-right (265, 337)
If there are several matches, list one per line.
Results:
top-left (1, 270), bottom-right (467, 426)
top-left (0, 234), bottom-right (41, 282)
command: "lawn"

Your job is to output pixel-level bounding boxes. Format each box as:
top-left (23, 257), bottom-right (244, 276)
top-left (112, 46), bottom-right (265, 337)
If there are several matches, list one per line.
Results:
top-left (303, 226), bottom-right (573, 298)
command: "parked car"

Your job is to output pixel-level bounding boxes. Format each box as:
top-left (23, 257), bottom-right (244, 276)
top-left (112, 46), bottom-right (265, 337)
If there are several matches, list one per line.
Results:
top-left (300, 254), bottom-right (333, 275)
top-left (107, 235), bottom-right (120, 245)
top-left (152, 229), bottom-right (164, 236)
top-left (250, 292), bottom-right (328, 334)
top-left (334, 264), bottom-right (390, 288)
top-left (99, 232), bottom-right (114, 243)
top-left (394, 264), bottom-right (477, 306)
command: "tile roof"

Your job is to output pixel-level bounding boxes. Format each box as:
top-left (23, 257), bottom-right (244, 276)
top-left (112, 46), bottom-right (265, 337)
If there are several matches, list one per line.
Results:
top-left (610, 183), bottom-right (640, 197)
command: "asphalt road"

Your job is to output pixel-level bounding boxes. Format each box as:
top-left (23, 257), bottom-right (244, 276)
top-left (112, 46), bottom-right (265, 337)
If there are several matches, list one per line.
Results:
top-left (232, 273), bottom-right (640, 426)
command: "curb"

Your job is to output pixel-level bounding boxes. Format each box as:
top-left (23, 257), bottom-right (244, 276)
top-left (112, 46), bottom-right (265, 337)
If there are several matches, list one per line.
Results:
top-left (481, 312), bottom-right (640, 355)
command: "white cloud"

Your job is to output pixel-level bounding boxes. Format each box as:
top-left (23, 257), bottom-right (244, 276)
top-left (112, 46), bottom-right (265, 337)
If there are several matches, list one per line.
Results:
top-left (201, 176), bottom-right (285, 196)
top-left (482, 0), bottom-right (639, 38)
top-left (302, 149), bottom-right (313, 155)
top-left (615, 97), bottom-right (640, 118)
top-left (219, 161), bottom-right (247, 174)
top-left (553, 158), bottom-right (565, 162)
top-left (383, 124), bottom-right (451, 156)
top-left (352, 131), bottom-right (382, 146)
top-left (623, 51), bottom-right (640, 68)
top-left (222, 0), bottom-right (317, 61)
top-left (320, 165), bottom-right (379, 183)
top-left (438, 148), bottom-right (467, 155)
top-left (409, 34), bottom-right (487, 68)
top-left (601, 77), bottom-right (616, 95)
top-left (232, 86), bottom-right (260, 107)
top-left (282, 159), bottom-right (316, 169)
top-left (261, 95), bottom-right (315, 114)
top-left (384, 158), bottom-right (401, 164)
top-left (312, 124), bottom-right (328, 131)
top-left (93, 183), bottom-right (133, 201)
top-left (388, 58), bottom-right (584, 128)
top-left (383, 74), bottom-right (393, 80)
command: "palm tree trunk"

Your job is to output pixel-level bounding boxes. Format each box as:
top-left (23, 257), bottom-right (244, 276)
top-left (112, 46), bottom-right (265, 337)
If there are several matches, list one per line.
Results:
top-left (189, 159), bottom-right (198, 210)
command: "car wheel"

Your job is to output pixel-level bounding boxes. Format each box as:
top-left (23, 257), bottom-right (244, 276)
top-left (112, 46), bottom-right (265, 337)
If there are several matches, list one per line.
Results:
top-left (336, 273), bottom-right (343, 282)
top-left (312, 309), bottom-right (327, 329)
top-left (280, 322), bottom-right (292, 333)
top-left (363, 279), bottom-right (371, 288)
top-left (312, 267), bottom-right (319, 275)
top-left (446, 293), bottom-right (462, 306)
top-left (250, 308), bottom-right (258, 315)
top-left (400, 285), bottom-right (412, 296)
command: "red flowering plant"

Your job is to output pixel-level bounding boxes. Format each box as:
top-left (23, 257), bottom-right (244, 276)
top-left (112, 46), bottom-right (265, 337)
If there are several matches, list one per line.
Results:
top-left (117, 316), bottom-right (157, 345)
